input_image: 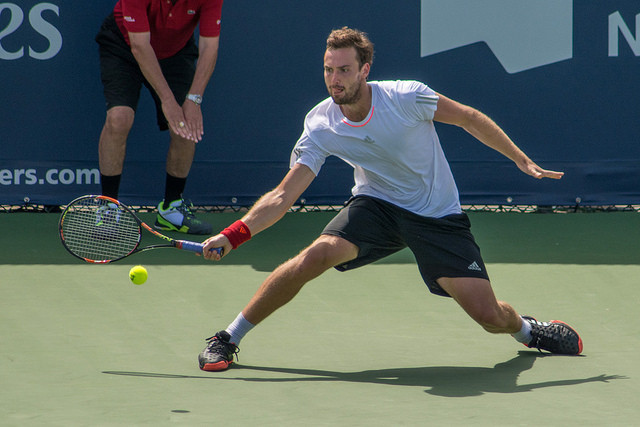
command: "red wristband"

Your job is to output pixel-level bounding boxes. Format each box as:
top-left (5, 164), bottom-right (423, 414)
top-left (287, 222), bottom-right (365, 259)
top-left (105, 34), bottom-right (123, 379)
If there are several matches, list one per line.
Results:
top-left (221, 220), bottom-right (252, 249)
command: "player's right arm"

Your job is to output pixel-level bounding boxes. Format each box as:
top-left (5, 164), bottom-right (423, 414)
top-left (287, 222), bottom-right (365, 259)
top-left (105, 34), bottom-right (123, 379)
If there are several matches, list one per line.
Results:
top-left (202, 163), bottom-right (316, 259)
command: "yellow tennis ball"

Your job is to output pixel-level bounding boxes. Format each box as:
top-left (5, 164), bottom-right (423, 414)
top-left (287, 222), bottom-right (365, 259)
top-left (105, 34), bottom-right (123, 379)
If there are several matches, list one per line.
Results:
top-left (129, 265), bottom-right (148, 285)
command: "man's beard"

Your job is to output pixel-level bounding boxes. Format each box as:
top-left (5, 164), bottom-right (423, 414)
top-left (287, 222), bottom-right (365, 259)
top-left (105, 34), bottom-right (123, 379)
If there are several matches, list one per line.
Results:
top-left (329, 81), bottom-right (364, 105)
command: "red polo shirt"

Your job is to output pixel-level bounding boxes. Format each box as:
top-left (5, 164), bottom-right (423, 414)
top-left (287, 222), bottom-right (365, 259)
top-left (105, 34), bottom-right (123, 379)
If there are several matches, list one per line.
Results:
top-left (114, 0), bottom-right (223, 59)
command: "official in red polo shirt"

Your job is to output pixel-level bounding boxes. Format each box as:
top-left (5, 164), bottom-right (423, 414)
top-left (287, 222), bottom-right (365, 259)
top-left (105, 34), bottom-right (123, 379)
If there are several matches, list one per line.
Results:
top-left (95, 0), bottom-right (224, 235)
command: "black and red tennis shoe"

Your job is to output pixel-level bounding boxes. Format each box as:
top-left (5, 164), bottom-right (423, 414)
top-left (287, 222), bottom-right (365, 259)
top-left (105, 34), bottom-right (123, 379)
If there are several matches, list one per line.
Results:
top-left (522, 316), bottom-right (583, 355)
top-left (198, 331), bottom-right (239, 371)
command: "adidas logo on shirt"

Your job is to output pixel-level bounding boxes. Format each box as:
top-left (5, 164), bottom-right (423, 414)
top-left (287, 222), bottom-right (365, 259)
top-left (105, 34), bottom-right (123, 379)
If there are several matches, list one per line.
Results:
top-left (468, 261), bottom-right (482, 271)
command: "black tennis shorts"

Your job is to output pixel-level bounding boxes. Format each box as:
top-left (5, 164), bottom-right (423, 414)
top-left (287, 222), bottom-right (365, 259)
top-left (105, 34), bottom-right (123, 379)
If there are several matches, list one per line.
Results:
top-left (322, 196), bottom-right (490, 297)
top-left (95, 13), bottom-right (198, 131)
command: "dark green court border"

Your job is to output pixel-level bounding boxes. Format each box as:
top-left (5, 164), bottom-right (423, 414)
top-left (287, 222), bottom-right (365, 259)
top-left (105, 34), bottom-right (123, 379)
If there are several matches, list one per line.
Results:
top-left (3, 211), bottom-right (638, 268)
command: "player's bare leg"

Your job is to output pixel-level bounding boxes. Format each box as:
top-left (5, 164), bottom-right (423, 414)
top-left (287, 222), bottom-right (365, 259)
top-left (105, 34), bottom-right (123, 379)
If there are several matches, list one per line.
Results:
top-left (98, 106), bottom-right (135, 176)
top-left (438, 276), bottom-right (582, 354)
top-left (199, 234), bottom-right (358, 371)
top-left (437, 277), bottom-right (522, 333)
top-left (242, 234), bottom-right (359, 325)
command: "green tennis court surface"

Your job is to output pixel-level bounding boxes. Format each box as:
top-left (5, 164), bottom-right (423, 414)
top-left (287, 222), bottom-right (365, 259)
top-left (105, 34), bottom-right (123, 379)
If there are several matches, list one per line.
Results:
top-left (1, 211), bottom-right (639, 426)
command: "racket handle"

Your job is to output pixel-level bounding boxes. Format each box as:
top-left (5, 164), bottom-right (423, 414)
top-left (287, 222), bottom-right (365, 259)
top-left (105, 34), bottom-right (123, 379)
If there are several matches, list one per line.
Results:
top-left (176, 240), bottom-right (223, 255)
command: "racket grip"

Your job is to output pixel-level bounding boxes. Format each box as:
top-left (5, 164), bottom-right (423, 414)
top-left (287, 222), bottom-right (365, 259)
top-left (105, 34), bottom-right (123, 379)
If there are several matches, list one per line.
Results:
top-left (176, 240), bottom-right (223, 255)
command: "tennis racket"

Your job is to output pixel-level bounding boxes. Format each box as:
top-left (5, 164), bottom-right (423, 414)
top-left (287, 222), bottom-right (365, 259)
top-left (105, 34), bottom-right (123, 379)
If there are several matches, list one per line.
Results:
top-left (59, 195), bottom-right (221, 263)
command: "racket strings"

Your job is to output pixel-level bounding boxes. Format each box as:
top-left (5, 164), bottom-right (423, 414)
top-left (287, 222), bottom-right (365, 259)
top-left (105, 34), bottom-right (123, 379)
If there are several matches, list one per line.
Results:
top-left (60, 199), bottom-right (141, 262)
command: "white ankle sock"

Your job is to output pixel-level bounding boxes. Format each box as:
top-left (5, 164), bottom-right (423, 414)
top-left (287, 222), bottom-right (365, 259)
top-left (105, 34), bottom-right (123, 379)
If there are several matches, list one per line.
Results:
top-left (225, 312), bottom-right (254, 345)
top-left (512, 316), bottom-right (532, 343)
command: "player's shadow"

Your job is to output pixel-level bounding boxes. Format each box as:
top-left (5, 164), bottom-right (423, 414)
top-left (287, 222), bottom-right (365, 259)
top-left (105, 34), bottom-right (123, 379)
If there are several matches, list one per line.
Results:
top-left (103, 351), bottom-right (626, 397)
top-left (235, 351), bottom-right (621, 397)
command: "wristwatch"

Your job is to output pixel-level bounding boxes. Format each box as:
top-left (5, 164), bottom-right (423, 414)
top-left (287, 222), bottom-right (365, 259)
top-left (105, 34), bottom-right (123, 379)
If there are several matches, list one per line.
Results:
top-left (187, 93), bottom-right (203, 105)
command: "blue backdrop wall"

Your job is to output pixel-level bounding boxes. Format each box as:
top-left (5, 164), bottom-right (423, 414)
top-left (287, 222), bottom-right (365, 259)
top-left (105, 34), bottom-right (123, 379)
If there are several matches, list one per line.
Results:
top-left (1, 1), bottom-right (639, 207)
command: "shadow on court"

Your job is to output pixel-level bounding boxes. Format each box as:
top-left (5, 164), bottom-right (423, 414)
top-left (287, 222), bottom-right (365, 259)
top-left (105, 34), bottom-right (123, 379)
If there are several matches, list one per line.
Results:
top-left (103, 351), bottom-right (626, 398)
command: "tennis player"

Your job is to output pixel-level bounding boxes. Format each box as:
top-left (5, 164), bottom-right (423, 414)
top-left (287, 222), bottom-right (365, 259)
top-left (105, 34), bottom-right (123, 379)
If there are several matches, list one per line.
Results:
top-left (95, 0), bottom-right (224, 235)
top-left (199, 27), bottom-right (583, 371)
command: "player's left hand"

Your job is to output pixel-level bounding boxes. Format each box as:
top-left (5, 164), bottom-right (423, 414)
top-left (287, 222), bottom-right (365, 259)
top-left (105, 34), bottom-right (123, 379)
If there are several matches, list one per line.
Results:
top-left (518, 158), bottom-right (564, 179)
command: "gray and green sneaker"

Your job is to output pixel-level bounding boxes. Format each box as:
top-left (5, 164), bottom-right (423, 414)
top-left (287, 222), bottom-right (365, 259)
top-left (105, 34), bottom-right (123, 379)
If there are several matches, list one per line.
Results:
top-left (95, 202), bottom-right (121, 227)
top-left (154, 199), bottom-right (212, 235)
top-left (93, 202), bottom-right (122, 241)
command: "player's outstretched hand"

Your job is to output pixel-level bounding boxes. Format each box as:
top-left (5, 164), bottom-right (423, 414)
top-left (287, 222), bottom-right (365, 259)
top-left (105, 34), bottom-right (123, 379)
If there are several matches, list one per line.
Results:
top-left (518, 158), bottom-right (564, 180)
top-left (202, 234), bottom-right (232, 260)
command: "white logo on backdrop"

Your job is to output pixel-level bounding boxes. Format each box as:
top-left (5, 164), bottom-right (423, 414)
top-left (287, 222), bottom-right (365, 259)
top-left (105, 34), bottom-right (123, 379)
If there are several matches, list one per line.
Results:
top-left (0, 2), bottom-right (62, 60)
top-left (420, 0), bottom-right (573, 73)
top-left (609, 11), bottom-right (640, 56)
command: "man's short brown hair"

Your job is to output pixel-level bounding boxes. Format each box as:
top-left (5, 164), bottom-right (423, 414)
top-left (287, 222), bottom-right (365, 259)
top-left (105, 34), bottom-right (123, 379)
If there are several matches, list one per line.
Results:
top-left (326, 26), bottom-right (374, 69)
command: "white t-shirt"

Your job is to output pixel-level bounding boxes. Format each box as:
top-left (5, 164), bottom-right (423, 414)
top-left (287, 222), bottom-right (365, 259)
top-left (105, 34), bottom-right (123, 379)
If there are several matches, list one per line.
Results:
top-left (290, 80), bottom-right (462, 218)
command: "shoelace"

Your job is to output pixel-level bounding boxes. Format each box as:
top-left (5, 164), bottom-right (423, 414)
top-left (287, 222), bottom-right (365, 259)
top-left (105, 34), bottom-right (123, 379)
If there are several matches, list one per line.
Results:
top-left (175, 199), bottom-right (197, 219)
top-left (530, 323), bottom-right (564, 353)
top-left (205, 335), bottom-right (240, 361)
top-left (529, 336), bottom-right (547, 354)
